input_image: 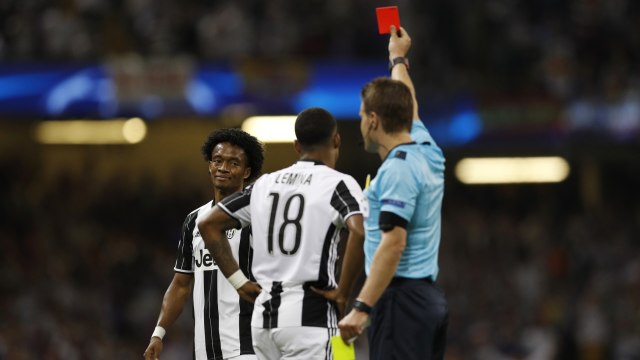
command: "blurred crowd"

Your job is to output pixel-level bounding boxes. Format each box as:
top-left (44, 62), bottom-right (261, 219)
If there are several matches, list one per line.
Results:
top-left (1, 154), bottom-right (639, 359)
top-left (440, 182), bottom-right (640, 359)
top-left (1, 0), bottom-right (639, 134)
top-left (0, 0), bottom-right (639, 95)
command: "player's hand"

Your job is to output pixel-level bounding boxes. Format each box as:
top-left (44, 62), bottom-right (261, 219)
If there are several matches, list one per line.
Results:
top-left (389, 25), bottom-right (411, 59)
top-left (311, 286), bottom-right (347, 319)
top-left (143, 336), bottom-right (163, 360)
top-left (237, 281), bottom-right (261, 303)
top-left (338, 309), bottom-right (370, 344)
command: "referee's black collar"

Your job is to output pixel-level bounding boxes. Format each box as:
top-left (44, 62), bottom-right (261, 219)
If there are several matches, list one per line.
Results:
top-left (297, 159), bottom-right (326, 166)
top-left (383, 141), bottom-right (415, 162)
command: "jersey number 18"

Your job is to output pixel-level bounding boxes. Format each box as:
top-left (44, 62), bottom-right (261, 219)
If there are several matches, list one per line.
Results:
top-left (267, 192), bottom-right (305, 255)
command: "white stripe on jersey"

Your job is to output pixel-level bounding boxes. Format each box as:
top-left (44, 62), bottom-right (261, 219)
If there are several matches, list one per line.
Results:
top-left (174, 201), bottom-right (254, 359)
top-left (219, 161), bottom-right (366, 329)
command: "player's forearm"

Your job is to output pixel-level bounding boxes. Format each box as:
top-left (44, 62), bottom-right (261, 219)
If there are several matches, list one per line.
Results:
top-left (197, 207), bottom-right (242, 278)
top-left (355, 228), bottom-right (406, 306)
top-left (199, 224), bottom-right (240, 278)
top-left (156, 278), bottom-right (192, 329)
top-left (337, 230), bottom-right (365, 297)
top-left (390, 63), bottom-right (419, 120)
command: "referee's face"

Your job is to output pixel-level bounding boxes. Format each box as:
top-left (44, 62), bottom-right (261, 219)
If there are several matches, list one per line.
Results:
top-left (208, 142), bottom-right (250, 193)
top-left (359, 102), bottom-right (375, 153)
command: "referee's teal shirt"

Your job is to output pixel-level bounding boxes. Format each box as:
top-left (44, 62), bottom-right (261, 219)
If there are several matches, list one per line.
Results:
top-left (364, 120), bottom-right (445, 280)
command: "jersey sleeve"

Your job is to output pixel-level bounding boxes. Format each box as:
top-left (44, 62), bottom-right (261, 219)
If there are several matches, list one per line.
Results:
top-left (330, 177), bottom-right (365, 224)
top-left (218, 184), bottom-right (253, 228)
top-left (174, 211), bottom-right (197, 274)
top-left (378, 158), bottom-right (419, 222)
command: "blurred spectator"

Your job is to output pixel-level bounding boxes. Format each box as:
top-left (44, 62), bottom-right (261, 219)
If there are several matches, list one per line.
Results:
top-left (1, 153), bottom-right (639, 358)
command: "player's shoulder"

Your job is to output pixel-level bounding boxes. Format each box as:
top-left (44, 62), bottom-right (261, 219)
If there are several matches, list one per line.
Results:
top-left (323, 169), bottom-right (363, 192)
top-left (183, 200), bottom-right (211, 218)
top-left (180, 200), bottom-right (212, 228)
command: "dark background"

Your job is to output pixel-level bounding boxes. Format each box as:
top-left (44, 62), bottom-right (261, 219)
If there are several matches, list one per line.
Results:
top-left (1, 0), bottom-right (639, 359)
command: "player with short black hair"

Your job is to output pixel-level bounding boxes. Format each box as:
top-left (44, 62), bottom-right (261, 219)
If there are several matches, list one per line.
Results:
top-left (145, 128), bottom-right (264, 360)
top-left (197, 107), bottom-right (366, 360)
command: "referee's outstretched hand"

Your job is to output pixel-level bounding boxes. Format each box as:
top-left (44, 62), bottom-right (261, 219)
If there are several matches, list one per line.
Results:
top-left (389, 25), bottom-right (411, 59)
top-left (143, 336), bottom-right (162, 360)
top-left (237, 281), bottom-right (261, 303)
top-left (311, 286), bottom-right (347, 319)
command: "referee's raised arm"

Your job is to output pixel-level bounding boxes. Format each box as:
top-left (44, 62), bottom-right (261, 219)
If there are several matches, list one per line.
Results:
top-left (389, 25), bottom-right (418, 121)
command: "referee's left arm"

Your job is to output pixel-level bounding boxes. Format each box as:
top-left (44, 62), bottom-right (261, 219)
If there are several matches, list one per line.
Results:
top-left (355, 226), bottom-right (406, 306)
top-left (338, 226), bottom-right (406, 341)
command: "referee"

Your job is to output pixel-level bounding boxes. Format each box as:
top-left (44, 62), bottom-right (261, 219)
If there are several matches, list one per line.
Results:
top-left (339, 26), bottom-right (449, 359)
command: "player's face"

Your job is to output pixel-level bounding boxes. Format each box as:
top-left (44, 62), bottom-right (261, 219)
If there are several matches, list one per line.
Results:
top-left (208, 142), bottom-right (251, 192)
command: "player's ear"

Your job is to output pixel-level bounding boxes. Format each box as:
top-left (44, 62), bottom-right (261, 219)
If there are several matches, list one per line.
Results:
top-left (293, 139), bottom-right (302, 155)
top-left (243, 167), bottom-right (251, 180)
top-left (333, 132), bottom-right (341, 149)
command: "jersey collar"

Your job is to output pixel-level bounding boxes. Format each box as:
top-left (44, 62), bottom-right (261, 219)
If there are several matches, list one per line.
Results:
top-left (382, 141), bottom-right (416, 162)
top-left (297, 159), bottom-right (326, 166)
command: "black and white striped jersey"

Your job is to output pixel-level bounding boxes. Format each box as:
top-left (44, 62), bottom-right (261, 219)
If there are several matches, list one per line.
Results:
top-left (174, 200), bottom-right (254, 359)
top-left (218, 161), bottom-right (365, 329)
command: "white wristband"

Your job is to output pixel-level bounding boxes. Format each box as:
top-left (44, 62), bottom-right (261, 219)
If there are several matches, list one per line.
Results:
top-left (152, 326), bottom-right (166, 340)
top-left (227, 269), bottom-right (250, 290)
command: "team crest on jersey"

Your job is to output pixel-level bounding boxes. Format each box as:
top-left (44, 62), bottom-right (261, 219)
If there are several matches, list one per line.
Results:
top-left (194, 229), bottom-right (234, 239)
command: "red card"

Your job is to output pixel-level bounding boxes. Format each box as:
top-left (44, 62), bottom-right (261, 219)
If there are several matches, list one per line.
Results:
top-left (376, 6), bottom-right (400, 35)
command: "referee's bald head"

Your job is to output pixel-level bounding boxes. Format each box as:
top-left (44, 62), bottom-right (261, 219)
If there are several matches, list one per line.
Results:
top-left (295, 107), bottom-right (337, 148)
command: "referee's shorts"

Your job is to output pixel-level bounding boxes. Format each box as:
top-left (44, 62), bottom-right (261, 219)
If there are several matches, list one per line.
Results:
top-left (368, 277), bottom-right (448, 360)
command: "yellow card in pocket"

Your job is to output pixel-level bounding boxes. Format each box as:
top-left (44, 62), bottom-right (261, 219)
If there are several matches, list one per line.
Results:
top-left (331, 335), bottom-right (355, 360)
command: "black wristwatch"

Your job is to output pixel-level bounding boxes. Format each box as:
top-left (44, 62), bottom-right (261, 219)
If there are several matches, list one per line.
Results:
top-left (352, 299), bottom-right (373, 314)
top-left (389, 56), bottom-right (410, 72)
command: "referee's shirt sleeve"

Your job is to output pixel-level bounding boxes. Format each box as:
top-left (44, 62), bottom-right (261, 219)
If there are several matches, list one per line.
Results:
top-left (174, 212), bottom-right (196, 273)
top-left (218, 184), bottom-right (253, 229)
top-left (378, 157), bottom-right (418, 227)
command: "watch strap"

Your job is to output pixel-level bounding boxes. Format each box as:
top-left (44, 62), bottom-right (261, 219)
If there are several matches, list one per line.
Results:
top-left (389, 57), bottom-right (410, 72)
top-left (352, 299), bottom-right (373, 314)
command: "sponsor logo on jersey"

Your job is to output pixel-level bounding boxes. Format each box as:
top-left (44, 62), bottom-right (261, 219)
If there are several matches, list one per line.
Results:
top-left (194, 248), bottom-right (216, 268)
top-left (193, 229), bottom-right (235, 268)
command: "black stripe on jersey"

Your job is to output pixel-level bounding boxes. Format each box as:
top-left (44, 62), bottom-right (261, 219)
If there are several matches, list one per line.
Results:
top-left (301, 223), bottom-right (337, 327)
top-left (317, 223), bottom-right (336, 288)
top-left (262, 281), bottom-right (283, 328)
top-left (325, 327), bottom-right (337, 360)
top-left (203, 270), bottom-right (223, 359)
top-left (330, 180), bottom-right (360, 219)
top-left (220, 186), bottom-right (252, 213)
top-left (238, 227), bottom-right (255, 354)
top-left (175, 210), bottom-right (198, 272)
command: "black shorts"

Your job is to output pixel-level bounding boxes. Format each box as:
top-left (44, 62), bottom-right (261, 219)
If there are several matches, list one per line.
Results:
top-left (368, 277), bottom-right (448, 360)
